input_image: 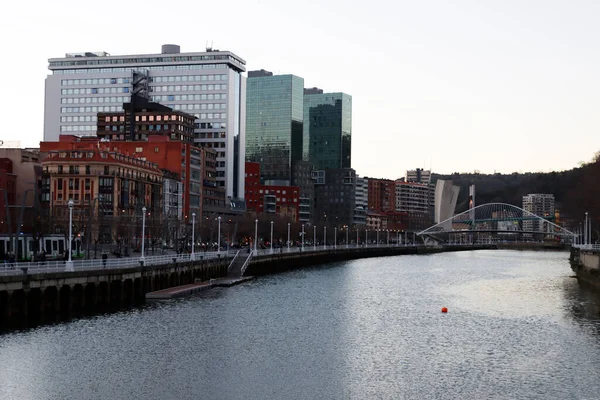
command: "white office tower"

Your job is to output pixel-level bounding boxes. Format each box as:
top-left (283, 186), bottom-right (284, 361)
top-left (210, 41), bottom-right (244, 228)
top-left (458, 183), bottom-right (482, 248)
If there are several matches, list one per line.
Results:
top-left (44, 44), bottom-right (247, 199)
top-left (434, 180), bottom-right (460, 230)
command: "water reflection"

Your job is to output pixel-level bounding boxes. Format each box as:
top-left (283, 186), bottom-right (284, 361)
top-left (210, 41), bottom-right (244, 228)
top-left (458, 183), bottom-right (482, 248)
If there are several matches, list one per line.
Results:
top-left (1, 250), bottom-right (600, 400)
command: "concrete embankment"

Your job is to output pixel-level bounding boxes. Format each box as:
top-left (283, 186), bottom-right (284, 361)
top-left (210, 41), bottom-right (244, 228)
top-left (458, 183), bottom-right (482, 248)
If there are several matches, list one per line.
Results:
top-left (570, 248), bottom-right (600, 289)
top-left (245, 245), bottom-right (493, 276)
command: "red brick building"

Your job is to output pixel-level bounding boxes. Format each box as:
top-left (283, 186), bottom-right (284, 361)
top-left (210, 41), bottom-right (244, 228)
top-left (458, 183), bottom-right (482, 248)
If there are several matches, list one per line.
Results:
top-left (367, 178), bottom-right (395, 213)
top-left (245, 162), bottom-right (300, 221)
top-left (0, 158), bottom-right (17, 234)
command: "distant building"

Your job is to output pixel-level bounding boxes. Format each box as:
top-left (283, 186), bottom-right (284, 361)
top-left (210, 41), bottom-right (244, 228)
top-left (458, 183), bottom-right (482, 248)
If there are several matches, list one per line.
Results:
top-left (0, 158), bottom-right (17, 234)
top-left (291, 161), bottom-right (314, 223)
top-left (0, 148), bottom-right (42, 209)
top-left (354, 176), bottom-right (368, 226)
top-left (244, 162), bottom-right (300, 221)
top-left (43, 44), bottom-right (247, 199)
top-left (395, 180), bottom-right (434, 231)
top-left (367, 178), bottom-right (395, 213)
top-left (522, 193), bottom-right (555, 234)
top-left (405, 168), bottom-right (431, 184)
top-left (245, 71), bottom-right (304, 185)
top-left (303, 91), bottom-right (352, 169)
top-left (313, 168), bottom-right (356, 230)
top-left (434, 180), bottom-right (460, 230)
top-left (41, 149), bottom-right (164, 245)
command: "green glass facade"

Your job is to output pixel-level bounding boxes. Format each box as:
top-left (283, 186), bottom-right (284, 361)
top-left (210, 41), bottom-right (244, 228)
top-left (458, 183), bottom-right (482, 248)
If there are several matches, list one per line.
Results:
top-left (303, 93), bottom-right (352, 169)
top-left (246, 74), bottom-right (304, 185)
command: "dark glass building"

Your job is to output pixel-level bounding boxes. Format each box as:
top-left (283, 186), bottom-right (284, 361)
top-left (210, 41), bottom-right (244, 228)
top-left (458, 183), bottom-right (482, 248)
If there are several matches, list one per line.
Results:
top-left (246, 71), bottom-right (304, 185)
top-left (303, 90), bottom-right (352, 169)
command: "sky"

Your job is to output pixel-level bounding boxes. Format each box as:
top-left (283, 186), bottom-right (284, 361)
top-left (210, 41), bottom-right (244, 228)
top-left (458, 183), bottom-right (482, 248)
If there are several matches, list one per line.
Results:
top-left (1, 0), bottom-right (599, 180)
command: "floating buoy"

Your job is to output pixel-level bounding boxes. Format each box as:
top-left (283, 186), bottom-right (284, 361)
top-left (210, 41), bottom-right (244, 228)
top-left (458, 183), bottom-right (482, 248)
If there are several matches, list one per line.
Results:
top-left (441, 307), bottom-right (448, 313)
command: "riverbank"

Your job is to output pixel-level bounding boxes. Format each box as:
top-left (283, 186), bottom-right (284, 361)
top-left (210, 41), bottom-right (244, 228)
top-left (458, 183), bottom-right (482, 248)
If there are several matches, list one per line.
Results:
top-left (245, 244), bottom-right (494, 276)
top-left (570, 247), bottom-right (600, 289)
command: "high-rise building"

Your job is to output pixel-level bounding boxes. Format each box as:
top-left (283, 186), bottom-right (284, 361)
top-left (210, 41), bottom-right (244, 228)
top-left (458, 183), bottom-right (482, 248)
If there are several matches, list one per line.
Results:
top-left (303, 89), bottom-right (352, 169)
top-left (245, 71), bottom-right (304, 185)
top-left (43, 44), bottom-right (246, 199)
top-left (522, 193), bottom-right (555, 234)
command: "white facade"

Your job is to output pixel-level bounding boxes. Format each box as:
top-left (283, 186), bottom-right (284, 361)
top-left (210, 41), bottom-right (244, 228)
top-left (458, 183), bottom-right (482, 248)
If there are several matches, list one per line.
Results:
top-left (395, 181), bottom-right (434, 215)
top-left (354, 176), bottom-right (368, 226)
top-left (405, 168), bottom-right (431, 184)
top-left (44, 45), bottom-right (246, 199)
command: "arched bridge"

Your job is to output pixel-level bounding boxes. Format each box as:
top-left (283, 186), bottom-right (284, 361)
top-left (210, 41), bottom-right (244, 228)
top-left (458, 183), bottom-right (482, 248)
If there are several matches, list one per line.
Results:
top-left (417, 203), bottom-right (575, 243)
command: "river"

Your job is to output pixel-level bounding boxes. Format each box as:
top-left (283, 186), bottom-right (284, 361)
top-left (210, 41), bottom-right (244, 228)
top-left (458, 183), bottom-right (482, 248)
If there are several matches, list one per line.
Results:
top-left (1, 250), bottom-right (600, 399)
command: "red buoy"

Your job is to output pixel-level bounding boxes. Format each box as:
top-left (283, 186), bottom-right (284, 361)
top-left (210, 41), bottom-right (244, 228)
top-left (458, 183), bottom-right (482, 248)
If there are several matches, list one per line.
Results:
top-left (441, 307), bottom-right (448, 313)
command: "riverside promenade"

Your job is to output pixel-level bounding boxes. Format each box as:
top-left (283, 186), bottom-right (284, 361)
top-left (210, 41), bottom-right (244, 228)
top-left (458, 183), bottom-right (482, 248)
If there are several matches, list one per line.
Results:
top-left (0, 243), bottom-right (494, 330)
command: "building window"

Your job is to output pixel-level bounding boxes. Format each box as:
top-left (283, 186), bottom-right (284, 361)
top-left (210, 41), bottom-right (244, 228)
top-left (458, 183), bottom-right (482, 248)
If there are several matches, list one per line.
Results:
top-left (104, 166), bottom-right (110, 175)
top-left (136, 147), bottom-right (143, 153)
top-left (86, 165), bottom-right (91, 174)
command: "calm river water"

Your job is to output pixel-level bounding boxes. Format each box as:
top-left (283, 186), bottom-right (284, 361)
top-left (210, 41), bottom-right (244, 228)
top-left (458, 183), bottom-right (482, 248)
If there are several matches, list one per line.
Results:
top-left (1, 250), bottom-right (600, 399)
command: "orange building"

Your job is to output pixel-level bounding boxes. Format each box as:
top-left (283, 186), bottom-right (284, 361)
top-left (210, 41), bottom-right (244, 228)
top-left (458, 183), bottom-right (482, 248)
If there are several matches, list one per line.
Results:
top-left (41, 148), bottom-right (164, 245)
top-left (40, 134), bottom-right (218, 221)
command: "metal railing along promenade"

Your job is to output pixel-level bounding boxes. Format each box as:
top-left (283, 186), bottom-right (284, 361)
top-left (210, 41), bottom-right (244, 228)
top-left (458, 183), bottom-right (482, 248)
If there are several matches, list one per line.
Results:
top-left (2, 241), bottom-right (482, 277)
top-left (573, 244), bottom-right (600, 252)
top-left (0, 250), bottom-right (238, 276)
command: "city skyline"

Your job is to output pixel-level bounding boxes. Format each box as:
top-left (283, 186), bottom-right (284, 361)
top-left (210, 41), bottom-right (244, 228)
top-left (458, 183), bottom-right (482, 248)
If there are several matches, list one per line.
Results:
top-left (2, 0), bottom-right (600, 179)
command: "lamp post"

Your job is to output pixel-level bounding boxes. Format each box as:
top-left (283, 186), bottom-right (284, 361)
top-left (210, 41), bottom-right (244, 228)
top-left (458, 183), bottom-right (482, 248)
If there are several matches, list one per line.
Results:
top-left (254, 219), bottom-right (258, 255)
top-left (270, 220), bottom-right (274, 254)
top-left (346, 226), bottom-right (349, 248)
top-left (324, 226), bottom-right (327, 250)
top-left (334, 227), bottom-right (337, 249)
top-left (191, 212), bottom-right (196, 260)
top-left (287, 222), bottom-right (290, 252)
top-left (217, 216), bottom-right (222, 254)
top-left (65, 199), bottom-right (74, 271)
top-left (301, 224), bottom-right (305, 251)
top-left (140, 206), bottom-right (147, 264)
top-left (387, 230), bottom-right (389, 247)
top-left (356, 228), bottom-right (359, 248)
top-left (376, 229), bottom-right (379, 247)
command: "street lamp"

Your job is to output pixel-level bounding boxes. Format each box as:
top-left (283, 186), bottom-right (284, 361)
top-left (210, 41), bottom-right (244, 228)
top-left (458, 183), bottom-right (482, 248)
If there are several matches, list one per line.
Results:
top-left (191, 212), bottom-right (196, 260)
top-left (301, 223), bottom-right (305, 251)
top-left (334, 227), bottom-right (337, 249)
top-left (287, 222), bottom-right (290, 252)
top-left (324, 226), bottom-right (327, 250)
top-left (377, 229), bottom-right (380, 247)
top-left (270, 220), bottom-right (274, 254)
top-left (65, 199), bottom-right (74, 271)
top-left (314, 225), bottom-right (316, 251)
top-left (346, 226), bottom-right (349, 248)
top-left (217, 216), bottom-right (222, 254)
top-left (356, 228), bottom-right (359, 248)
top-left (140, 206), bottom-right (147, 264)
top-left (387, 230), bottom-right (389, 247)
top-left (254, 219), bottom-right (258, 255)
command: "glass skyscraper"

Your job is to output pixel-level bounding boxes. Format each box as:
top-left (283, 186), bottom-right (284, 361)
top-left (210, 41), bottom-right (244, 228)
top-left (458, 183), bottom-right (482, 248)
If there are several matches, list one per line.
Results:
top-left (303, 90), bottom-right (352, 170)
top-left (245, 71), bottom-right (304, 185)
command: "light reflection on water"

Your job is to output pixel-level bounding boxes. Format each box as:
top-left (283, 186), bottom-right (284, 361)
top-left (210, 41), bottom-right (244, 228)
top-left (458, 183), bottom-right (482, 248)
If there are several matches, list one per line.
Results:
top-left (1, 250), bottom-right (600, 400)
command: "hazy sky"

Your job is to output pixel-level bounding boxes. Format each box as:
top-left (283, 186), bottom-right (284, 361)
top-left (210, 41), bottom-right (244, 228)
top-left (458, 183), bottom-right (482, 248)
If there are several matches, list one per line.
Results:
top-left (2, 0), bottom-right (599, 179)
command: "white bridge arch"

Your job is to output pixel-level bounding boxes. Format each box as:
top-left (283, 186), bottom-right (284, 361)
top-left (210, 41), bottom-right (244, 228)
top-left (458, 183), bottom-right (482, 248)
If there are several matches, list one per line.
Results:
top-left (417, 202), bottom-right (574, 243)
